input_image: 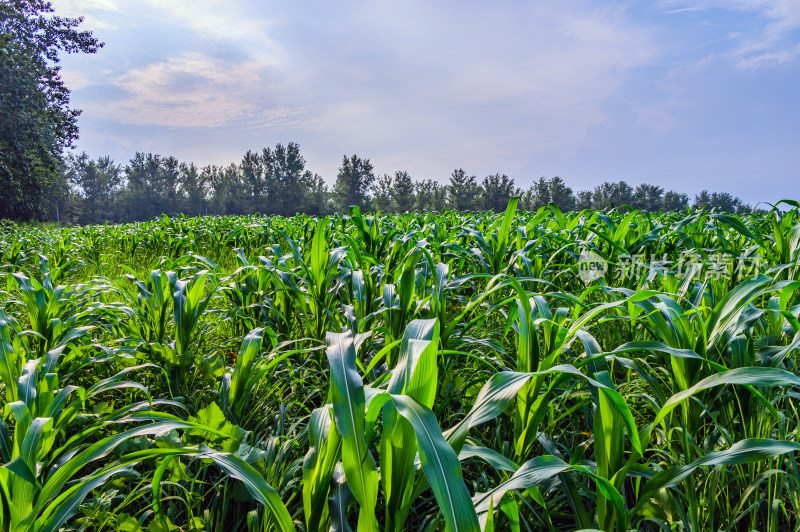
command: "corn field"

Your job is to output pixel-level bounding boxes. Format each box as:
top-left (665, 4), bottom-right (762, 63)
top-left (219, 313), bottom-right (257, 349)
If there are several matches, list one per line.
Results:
top-left (1, 199), bottom-right (800, 531)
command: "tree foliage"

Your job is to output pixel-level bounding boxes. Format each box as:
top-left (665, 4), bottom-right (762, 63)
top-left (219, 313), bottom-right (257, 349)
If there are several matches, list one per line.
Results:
top-left (694, 190), bottom-right (751, 213)
top-left (447, 169), bottom-right (480, 211)
top-left (332, 154), bottom-right (375, 212)
top-left (390, 170), bottom-right (415, 212)
top-left (64, 153), bottom-right (122, 224)
top-left (415, 179), bottom-right (447, 212)
top-left (480, 173), bottom-right (516, 211)
top-left (371, 173), bottom-right (393, 212)
top-left (0, 0), bottom-right (102, 220)
top-left (522, 176), bottom-right (576, 211)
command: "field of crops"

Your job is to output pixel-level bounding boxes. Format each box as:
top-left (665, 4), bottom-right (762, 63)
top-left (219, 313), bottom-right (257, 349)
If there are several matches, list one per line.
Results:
top-left (1, 199), bottom-right (800, 531)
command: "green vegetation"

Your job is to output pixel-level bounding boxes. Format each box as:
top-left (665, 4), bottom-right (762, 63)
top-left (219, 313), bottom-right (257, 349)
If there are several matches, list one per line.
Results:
top-left (54, 146), bottom-right (756, 225)
top-left (1, 200), bottom-right (799, 531)
top-left (0, 0), bottom-right (102, 220)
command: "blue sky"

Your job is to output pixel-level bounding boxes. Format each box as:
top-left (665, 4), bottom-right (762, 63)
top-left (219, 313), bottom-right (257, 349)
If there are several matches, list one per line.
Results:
top-left (55, 0), bottom-right (800, 205)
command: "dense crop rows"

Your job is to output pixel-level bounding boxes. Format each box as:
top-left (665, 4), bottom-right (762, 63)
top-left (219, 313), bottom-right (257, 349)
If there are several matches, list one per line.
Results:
top-left (1, 200), bottom-right (800, 531)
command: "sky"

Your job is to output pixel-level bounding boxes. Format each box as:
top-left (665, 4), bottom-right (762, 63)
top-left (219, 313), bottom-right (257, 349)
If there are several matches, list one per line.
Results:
top-left (54, 0), bottom-right (800, 205)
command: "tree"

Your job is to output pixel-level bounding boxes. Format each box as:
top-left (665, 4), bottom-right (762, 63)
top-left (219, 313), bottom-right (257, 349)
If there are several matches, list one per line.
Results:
top-left (121, 153), bottom-right (183, 220)
top-left (263, 142), bottom-right (307, 216)
top-left (575, 190), bottom-right (593, 210)
top-left (390, 170), bottom-right (415, 212)
top-left (533, 177), bottom-right (551, 210)
top-left (160, 156), bottom-right (181, 214)
top-left (548, 177), bottom-right (576, 211)
top-left (519, 186), bottom-right (536, 211)
top-left (694, 190), bottom-right (712, 209)
top-left (208, 164), bottom-right (246, 216)
top-left (371, 173), bottom-right (393, 212)
top-left (693, 190), bottom-right (752, 213)
top-left (662, 190), bottom-right (689, 211)
top-left (121, 153), bottom-right (159, 220)
top-left (179, 162), bottom-right (209, 216)
top-left (592, 181), bottom-right (634, 210)
top-left (447, 169), bottom-right (479, 211)
top-left (65, 152), bottom-right (122, 224)
top-left (0, 0), bottom-right (102, 220)
top-left (481, 173), bottom-right (516, 212)
top-left (432, 183), bottom-right (447, 211)
top-left (300, 172), bottom-right (331, 216)
top-left (237, 143), bottom-right (309, 215)
top-left (332, 154), bottom-right (375, 212)
top-left (415, 179), bottom-right (446, 212)
top-left (526, 176), bottom-right (576, 211)
top-left (710, 192), bottom-right (740, 213)
top-left (240, 149), bottom-right (265, 213)
top-left (632, 183), bottom-right (664, 211)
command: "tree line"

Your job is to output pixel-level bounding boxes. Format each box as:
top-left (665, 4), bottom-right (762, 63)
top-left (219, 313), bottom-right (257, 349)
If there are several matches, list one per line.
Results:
top-left (51, 143), bottom-right (755, 225)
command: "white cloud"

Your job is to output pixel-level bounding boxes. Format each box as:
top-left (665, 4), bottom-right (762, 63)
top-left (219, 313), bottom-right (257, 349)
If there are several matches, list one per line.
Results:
top-left (59, 69), bottom-right (93, 91)
top-left (737, 41), bottom-right (800, 66)
top-left (94, 52), bottom-right (306, 128)
top-left (662, 0), bottom-right (800, 66)
top-left (53, 0), bottom-right (120, 29)
top-left (59, 1), bottom-right (660, 176)
top-left (137, 0), bottom-right (286, 67)
top-left (283, 2), bottom-right (658, 167)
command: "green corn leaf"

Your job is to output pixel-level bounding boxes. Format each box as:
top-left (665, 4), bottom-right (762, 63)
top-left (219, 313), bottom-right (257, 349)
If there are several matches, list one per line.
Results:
top-left (38, 466), bottom-right (140, 532)
top-left (37, 421), bottom-right (227, 508)
top-left (13, 417), bottom-right (52, 525)
top-left (198, 449), bottom-right (296, 532)
top-left (303, 406), bottom-right (342, 531)
top-left (3, 456), bottom-right (36, 486)
top-left (458, 444), bottom-right (518, 473)
top-left (326, 331), bottom-right (379, 532)
top-left (329, 463), bottom-right (353, 532)
top-left (310, 218), bottom-right (329, 291)
top-left (497, 197), bottom-right (519, 260)
top-left (706, 274), bottom-right (771, 352)
top-left (0, 311), bottom-right (18, 402)
top-left (446, 366), bottom-right (641, 456)
top-left (151, 455), bottom-right (175, 530)
top-left (392, 394), bottom-right (480, 532)
top-left (474, 454), bottom-right (627, 530)
top-left (17, 359), bottom-right (39, 414)
top-left (651, 366), bottom-right (800, 432)
top-left (636, 439), bottom-right (800, 508)
top-left (473, 455), bottom-right (571, 516)
top-left (228, 327), bottom-right (264, 407)
top-left (484, 496), bottom-right (495, 532)
top-left (445, 371), bottom-right (532, 453)
top-left (382, 319), bottom-right (440, 531)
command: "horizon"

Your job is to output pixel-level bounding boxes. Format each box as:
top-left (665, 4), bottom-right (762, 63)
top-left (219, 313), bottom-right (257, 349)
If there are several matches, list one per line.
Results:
top-left (55, 0), bottom-right (800, 205)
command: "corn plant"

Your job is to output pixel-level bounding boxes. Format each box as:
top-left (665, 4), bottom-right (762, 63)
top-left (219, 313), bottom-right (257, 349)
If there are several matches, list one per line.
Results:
top-left (1, 201), bottom-right (799, 531)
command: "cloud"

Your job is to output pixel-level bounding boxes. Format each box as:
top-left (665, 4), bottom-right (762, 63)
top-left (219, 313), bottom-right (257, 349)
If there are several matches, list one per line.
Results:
top-left (738, 41), bottom-right (800, 66)
top-left (278, 2), bottom-right (658, 170)
top-left (53, 0), bottom-right (120, 29)
top-left (54, 0), bottom-right (298, 129)
top-left (661, 0), bottom-right (800, 66)
top-left (64, 1), bottom-right (658, 173)
top-left (92, 52), bottom-right (305, 129)
top-left (135, 0), bottom-right (286, 66)
top-left (664, 6), bottom-right (708, 13)
top-left (51, 0), bottom-right (799, 204)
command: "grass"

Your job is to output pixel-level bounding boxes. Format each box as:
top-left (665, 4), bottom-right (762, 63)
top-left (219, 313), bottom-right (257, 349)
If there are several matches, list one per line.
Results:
top-left (0, 201), bottom-right (799, 531)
